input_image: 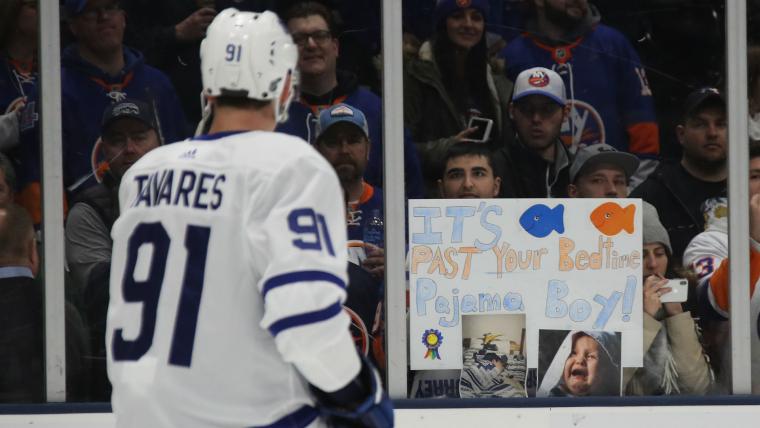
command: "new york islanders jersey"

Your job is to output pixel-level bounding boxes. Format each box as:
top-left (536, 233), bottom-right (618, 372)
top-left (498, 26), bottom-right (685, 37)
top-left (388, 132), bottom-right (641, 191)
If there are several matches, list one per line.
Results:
top-left (502, 25), bottom-right (659, 157)
top-left (107, 130), bottom-right (360, 427)
top-left (684, 225), bottom-right (760, 393)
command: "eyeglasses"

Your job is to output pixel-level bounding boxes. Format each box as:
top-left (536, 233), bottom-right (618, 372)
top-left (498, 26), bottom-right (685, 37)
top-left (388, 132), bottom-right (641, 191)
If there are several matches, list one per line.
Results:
top-left (291, 30), bottom-right (333, 47)
top-left (78, 2), bottom-right (122, 20)
top-left (514, 101), bottom-right (562, 118)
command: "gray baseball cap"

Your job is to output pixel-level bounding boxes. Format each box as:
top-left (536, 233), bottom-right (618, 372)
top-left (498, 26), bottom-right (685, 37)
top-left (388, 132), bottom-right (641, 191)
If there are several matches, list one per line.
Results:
top-left (569, 144), bottom-right (640, 183)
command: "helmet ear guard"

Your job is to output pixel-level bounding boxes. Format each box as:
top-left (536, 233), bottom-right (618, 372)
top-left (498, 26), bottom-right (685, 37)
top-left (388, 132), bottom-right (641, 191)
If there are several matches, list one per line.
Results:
top-left (199, 9), bottom-right (298, 124)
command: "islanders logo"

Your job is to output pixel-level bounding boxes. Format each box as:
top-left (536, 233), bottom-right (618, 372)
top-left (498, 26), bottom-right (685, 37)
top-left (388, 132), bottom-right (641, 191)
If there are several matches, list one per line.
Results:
top-left (422, 329), bottom-right (444, 360)
top-left (330, 104), bottom-right (355, 118)
top-left (590, 202), bottom-right (635, 236)
top-left (528, 70), bottom-right (550, 88)
top-left (560, 99), bottom-right (606, 152)
top-left (519, 203), bottom-right (565, 238)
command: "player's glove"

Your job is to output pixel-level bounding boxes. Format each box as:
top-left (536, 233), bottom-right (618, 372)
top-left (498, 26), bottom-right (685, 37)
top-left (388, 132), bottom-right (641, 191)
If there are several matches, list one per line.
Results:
top-left (310, 355), bottom-right (394, 427)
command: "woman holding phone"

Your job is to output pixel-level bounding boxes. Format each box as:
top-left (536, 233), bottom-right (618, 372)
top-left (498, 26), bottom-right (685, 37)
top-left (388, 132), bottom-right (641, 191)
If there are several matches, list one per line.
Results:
top-left (404, 0), bottom-right (514, 197)
top-left (623, 202), bottom-right (712, 395)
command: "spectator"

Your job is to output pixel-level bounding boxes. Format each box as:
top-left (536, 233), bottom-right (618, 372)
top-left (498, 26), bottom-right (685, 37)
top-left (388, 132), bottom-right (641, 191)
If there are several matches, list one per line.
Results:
top-left (411, 142), bottom-right (503, 400)
top-left (501, 0), bottom-right (659, 188)
top-left (0, 153), bottom-right (16, 207)
top-left (0, 0), bottom-right (42, 223)
top-left (623, 202), bottom-right (712, 395)
top-left (404, 0), bottom-right (514, 197)
top-left (122, 1), bottom-right (217, 127)
top-left (61, 0), bottom-right (187, 198)
top-left (314, 103), bottom-right (384, 279)
top-left (631, 87), bottom-right (727, 262)
top-left (0, 204), bottom-right (90, 402)
top-left (567, 143), bottom-right (639, 198)
top-left (279, 1), bottom-right (425, 199)
top-left (683, 141), bottom-right (760, 394)
top-left (313, 103), bottom-right (387, 376)
top-left (65, 99), bottom-right (162, 400)
top-left (66, 99), bottom-right (161, 294)
top-left (438, 142), bottom-right (501, 199)
top-left (0, 203), bottom-right (42, 402)
top-left (493, 67), bottom-right (571, 198)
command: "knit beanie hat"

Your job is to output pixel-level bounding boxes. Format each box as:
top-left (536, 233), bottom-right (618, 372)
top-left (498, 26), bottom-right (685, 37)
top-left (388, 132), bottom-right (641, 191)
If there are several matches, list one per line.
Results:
top-left (642, 201), bottom-right (672, 254)
top-left (435, 0), bottom-right (490, 26)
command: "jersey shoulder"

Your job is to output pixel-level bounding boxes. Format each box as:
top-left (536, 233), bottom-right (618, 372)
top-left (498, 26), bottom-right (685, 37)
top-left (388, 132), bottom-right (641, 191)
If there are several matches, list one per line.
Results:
top-left (131, 131), bottom-right (328, 175)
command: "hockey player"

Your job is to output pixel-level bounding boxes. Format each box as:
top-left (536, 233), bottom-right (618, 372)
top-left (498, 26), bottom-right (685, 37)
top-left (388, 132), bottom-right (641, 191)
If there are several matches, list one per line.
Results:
top-left (106, 9), bottom-right (393, 428)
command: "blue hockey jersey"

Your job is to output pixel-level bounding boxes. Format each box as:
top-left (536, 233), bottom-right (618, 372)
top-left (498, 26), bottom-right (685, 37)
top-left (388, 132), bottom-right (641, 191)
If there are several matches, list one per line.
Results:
top-left (502, 21), bottom-right (659, 158)
top-left (61, 45), bottom-right (188, 197)
top-left (0, 55), bottom-right (44, 222)
top-left (346, 181), bottom-right (384, 244)
top-left (277, 74), bottom-right (425, 199)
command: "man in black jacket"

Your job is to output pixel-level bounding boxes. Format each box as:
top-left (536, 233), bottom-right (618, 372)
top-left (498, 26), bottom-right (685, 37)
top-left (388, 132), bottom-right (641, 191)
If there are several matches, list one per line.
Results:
top-left (493, 66), bottom-right (572, 198)
top-left (64, 99), bottom-right (161, 400)
top-left (0, 203), bottom-right (43, 402)
top-left (0, 203), bottom-right (91, 402)
top-left (631, 87), bottom-right (727, 261)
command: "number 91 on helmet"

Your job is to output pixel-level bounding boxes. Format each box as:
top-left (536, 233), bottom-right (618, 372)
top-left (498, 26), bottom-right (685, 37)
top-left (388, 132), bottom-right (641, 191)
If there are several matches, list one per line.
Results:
top-left (199, 9), bottom-right (299, 124)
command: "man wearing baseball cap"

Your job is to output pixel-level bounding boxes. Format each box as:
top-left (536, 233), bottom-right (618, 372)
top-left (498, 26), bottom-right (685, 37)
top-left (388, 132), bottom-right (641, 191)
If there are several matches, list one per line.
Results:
top-left (98, 99), bottom-right (161, 182)
top-left (493, 66), bottom-right (573, 197)
top-left (567, 143), bottom-right (640, 198)
top-left (314, 103), bottom-right (384, 277)
top-left (65, 98), bottom-right (162, 399)
top-left (631, 87), bottom-right (727, 261)
top-left (313, 103), bottom-right (386, 372)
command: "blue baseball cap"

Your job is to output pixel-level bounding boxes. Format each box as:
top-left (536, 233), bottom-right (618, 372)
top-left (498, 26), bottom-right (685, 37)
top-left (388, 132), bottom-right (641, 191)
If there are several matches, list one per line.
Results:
top-left (315, 104), bottom-right (370, 141)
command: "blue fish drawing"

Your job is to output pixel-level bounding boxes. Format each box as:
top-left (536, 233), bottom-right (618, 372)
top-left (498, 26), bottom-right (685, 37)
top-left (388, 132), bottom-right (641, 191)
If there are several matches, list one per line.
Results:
top-left (519, 204), bottom-right (565, 238)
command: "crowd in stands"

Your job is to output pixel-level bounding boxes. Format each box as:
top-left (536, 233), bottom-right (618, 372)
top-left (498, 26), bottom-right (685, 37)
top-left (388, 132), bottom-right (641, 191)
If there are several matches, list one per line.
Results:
top-left (0, 0), bottom-right (757, 401)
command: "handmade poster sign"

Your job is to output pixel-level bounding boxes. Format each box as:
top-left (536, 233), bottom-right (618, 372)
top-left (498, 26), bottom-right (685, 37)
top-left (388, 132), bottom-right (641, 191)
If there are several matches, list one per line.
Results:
top-left (409, 198), bottom-right (642, 370)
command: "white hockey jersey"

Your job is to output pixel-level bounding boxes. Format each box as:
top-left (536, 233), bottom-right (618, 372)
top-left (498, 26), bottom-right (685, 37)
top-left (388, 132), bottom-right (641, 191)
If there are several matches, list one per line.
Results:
top-left (683, 211), bottom-right (760, 394)
top-left (106, 130), bottom-right (361, 427)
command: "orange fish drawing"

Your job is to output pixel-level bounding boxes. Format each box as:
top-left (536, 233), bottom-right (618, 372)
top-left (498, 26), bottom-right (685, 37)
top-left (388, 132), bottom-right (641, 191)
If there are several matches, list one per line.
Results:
top-left (589, 202), bottom-right (635, 236)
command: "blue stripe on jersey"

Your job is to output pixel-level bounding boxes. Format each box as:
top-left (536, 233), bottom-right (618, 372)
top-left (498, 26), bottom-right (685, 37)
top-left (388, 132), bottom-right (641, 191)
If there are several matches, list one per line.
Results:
top-left (250, 404), bottom-right (319, 428)
top-left (268, 301), bottom-right (343, 336)
top-left (262, 270), bottom-right (345, 297)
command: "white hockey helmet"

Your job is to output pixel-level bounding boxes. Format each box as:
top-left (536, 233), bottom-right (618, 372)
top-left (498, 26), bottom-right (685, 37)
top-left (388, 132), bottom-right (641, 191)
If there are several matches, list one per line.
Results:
top-left (200, 9), bottom-right (298, 123)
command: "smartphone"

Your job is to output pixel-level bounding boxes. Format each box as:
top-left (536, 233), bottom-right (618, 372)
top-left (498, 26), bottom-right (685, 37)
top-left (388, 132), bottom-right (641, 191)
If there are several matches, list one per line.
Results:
top-left (461, 117), bottom-right (493, 143)
top-left (660, 278), bottom-right (688, 303)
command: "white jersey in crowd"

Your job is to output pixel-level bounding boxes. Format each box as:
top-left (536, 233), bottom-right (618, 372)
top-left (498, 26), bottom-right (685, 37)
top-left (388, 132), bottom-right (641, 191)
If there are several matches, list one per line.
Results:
top-left (106, 130), bottom-right (360, 427)
top-left (683, 208), bottom-right (760, 394)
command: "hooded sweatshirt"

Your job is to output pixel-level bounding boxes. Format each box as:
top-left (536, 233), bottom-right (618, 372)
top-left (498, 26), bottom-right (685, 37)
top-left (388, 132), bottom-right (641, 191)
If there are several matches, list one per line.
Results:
top-left (60, 45), bottom-right (187, 197)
